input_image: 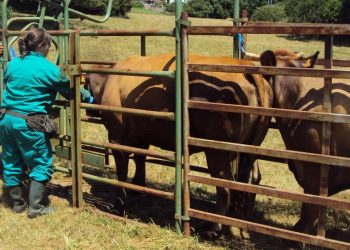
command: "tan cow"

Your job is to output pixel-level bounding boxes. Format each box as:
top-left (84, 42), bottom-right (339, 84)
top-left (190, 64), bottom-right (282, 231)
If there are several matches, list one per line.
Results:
top-left (260, 50), bottom-right (350, 235)
top-left (85, 53), bottom-right (273, 238)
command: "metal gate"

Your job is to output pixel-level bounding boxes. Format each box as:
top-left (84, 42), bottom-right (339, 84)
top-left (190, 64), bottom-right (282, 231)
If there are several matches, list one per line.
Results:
top-left (180, 15), bottom-right (350, 249)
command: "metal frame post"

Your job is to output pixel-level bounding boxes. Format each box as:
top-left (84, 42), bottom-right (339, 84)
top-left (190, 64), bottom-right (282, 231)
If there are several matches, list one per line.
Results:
top-left (175, 0), bottom-right (183, 235)
top-left (317, 35), bottom-right (333, 237)
top-left (181, 12), bottom-right (191, 237)
top-left (69, 31), bottom-right (83, 207)
top-left (233, 0), bottom-right (240, 59)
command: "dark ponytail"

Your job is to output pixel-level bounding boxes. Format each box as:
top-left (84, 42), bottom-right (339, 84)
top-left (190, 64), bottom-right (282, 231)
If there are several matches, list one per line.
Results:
top-left (18, 28), bottom-right (52, 57)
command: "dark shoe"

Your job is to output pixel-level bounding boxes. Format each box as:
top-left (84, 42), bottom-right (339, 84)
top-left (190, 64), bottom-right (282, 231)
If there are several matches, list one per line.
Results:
top-left (27, 180), bottom-right (53, 219)
top-left (8, 185), bottom-right (27, 213)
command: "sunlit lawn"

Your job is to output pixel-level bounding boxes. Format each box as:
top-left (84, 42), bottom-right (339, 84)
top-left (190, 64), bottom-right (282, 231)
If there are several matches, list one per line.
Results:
top-left (1, 8), bottom-right (349, 249)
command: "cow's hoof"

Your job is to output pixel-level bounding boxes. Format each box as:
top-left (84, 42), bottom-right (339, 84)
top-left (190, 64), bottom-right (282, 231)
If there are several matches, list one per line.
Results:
top-left (111, 197), bottom-right (126, 216)
top-left (127, 189), bottom-right (142, 198)
top-left (283, 239), bottom-right (303, 250)
top-left (199, 230), bottom-right (220, 241)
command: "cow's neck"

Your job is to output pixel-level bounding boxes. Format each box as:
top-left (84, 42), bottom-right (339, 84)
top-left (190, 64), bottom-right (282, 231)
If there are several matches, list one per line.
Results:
top-left (273, 75), bottom-right (301, 111)
top-left (91, 74), bottom-right (107, 104)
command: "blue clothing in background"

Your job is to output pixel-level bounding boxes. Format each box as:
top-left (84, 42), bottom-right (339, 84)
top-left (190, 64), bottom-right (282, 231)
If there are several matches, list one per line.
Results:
top-left (9, 47), bottom-right (16, 59)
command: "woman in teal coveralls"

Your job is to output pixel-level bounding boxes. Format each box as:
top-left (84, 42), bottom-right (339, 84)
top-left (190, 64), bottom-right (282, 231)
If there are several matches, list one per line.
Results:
top-left (0, 28), bottom-right (92, 218)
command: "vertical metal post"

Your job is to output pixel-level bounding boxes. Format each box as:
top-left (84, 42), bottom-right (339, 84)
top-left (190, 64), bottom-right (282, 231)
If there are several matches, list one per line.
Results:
top-left (181, 12), bottom-right (190, 237)
top-left (317, 36), bottom-right (333, 237)
top-left (1, 0), bottom-right (9, 104)
top-left (64, 0), bottom-right (71, 136)
top-left (233, 0), bottom-right (240, 59)
top-left (141, 35), bottom-right (146, 56)
top-left (58, 35), bottom-right (65, 139)
top-left (69, 32), bottom-right (83, 207)
top-left (175, 0), bottom-right (183, 235)
top-left (38, 0), bottom-right (47, 28)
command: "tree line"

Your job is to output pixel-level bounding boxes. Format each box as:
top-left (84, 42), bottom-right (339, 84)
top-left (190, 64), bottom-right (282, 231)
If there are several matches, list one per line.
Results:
top-left (164, 0), bottom-right (350, 24)
top-left (2, 0), bottom-right (349, 24)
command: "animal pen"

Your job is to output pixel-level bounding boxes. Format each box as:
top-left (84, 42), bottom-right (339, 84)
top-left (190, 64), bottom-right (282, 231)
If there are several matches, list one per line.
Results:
top-left (1, 0), bottom-right (350, 249)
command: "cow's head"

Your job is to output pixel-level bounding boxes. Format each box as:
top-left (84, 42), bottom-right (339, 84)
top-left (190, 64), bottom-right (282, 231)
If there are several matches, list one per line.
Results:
top-left (260, 49), bottom-right (320, 84)
top-left (82, 71), bottom-right (109, 117)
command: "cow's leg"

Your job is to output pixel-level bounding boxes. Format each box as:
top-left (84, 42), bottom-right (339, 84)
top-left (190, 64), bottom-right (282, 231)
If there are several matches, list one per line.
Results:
top-left (133, 154), bottom-right (146, 187)
top-left (200, 149), bottom-right (235, 239)
top-left (111, 149), bottom-right (129, 216)
top-left (291, 162), bottom-right (320, 235)
top-left (231, 154), bottom-right (261, 220)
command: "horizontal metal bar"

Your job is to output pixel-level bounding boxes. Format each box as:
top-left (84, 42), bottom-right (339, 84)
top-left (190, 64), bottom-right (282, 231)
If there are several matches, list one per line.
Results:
top-left (79, 29), bottom-right (174, 37)
top-left (81, 139), bottom-right (175, 162)
top-left (247, 58), bottom-right (350, 68)
top-left (81, 66), bottom-right (175, 78)
top-left (5, 30), bottom-right (71, 36)
top-left (188, 64), bottom-right (350, 79)
top-left (188, 174), bottom-right (350, 210)
top-left (317, 59), bottom-right (350, 67)
top-left (188, 209), bottom-right (350, 250)
top-left (188, 100), bottom-right (350, 124)
top-left (53, 100), bottom-right (69, 107)
top-left (80, 116), bottom-right (104, 124)
top-left (188, 24), bottom-right (350, 35)
top-left (81, 103), bottom-right (175, 121)
top-left (81, 60), bottom-right (117, 65)
top-left (54, 165), bottom-right (174, 200)
top-left (188, 137), bottom-right (350, 167)
top-left (5, 29), bottom-right (174, 37)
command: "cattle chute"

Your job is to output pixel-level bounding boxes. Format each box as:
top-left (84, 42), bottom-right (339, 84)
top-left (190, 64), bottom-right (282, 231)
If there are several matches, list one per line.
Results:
top-left (0, 0), bottom-right (350, 249)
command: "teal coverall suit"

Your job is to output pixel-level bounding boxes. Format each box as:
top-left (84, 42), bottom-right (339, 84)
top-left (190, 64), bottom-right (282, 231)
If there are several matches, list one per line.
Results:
top-left (0, 51), bottom-right (91, 187)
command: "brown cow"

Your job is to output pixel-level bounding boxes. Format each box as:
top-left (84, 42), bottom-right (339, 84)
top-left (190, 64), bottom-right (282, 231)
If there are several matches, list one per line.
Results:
top-left (85, 53), bottom-right (273, 238)
top-left (260, 50), bottom-right (350, 236)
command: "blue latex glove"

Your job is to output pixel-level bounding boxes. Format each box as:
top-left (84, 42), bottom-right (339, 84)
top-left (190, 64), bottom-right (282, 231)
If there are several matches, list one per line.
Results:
top-left (88, 96), bottom-right (94, 104)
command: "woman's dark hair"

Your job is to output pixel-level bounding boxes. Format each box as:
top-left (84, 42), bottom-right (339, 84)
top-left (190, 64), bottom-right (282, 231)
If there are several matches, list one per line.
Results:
top-left (18, 28), bottom-right (52, 57)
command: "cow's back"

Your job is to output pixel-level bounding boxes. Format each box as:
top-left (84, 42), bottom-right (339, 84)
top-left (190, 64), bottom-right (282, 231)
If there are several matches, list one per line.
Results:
top-left (100, 54), bottom-right (270, 150)
top-left (277, 77), bottom-right (350, 193)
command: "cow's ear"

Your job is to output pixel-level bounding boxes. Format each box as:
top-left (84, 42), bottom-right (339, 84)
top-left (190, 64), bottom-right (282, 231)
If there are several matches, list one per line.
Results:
top-left (260, 50), bottom-right (276, 67)
top-left (260, 50), bottom-right (276, 82)
top-left (302, 51), bottom-right (319, 68)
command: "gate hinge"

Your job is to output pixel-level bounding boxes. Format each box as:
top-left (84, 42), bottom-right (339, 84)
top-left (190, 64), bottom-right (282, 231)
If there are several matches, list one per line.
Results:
top-left (174, 213), bottom-right (190, 221)
top-left (61, 64), bottom-right (81, 76)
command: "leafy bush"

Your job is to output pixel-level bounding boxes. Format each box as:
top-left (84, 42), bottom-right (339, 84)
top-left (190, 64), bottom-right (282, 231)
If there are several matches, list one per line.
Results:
top-left (131, 0), bottom-right (144, 9)
top-left (8, 0), bottom-right (131, 18)
top-left (70, 0), bottom-right (132, 17)
top-left (164, 3), bottom-right (176, 13)
top-left (242, 0), bottom-right (281, 17)
top-left (340, 0), bottom-right (350, 23)
top-left (284, 0), bottom-right (342, 23)
top-left (187, 0), bottom-right (213, 18)
top-left (251, 2), bottom-right (287, 22)
top-left (187, 0), bottom-right (233, 19)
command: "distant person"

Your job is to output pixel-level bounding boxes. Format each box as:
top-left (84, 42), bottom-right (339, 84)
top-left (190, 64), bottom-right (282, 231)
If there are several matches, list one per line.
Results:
top-left (0, 43), bottom-right (17, 60)
top-left (0, 28), bottom-right (93, 218)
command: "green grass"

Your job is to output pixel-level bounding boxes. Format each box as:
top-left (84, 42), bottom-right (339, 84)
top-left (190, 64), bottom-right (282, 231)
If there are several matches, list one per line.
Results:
top-left (131, 7), bottom-right (164, 15)
top-left (1, 10), bottom-right (350, 249)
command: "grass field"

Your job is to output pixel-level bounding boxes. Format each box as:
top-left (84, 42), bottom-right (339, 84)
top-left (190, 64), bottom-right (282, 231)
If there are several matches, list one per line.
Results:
top-left (1, 9), bottom-right (350, 250)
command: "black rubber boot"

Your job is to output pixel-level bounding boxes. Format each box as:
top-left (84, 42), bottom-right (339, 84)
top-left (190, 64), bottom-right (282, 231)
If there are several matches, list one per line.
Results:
top-left (8, 185), bottom-right (27, 213)
top-left (27, 180), bottom-right (53, 219)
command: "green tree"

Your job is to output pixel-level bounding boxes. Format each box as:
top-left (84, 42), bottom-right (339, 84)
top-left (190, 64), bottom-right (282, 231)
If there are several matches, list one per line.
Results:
top-left (187, 0), bottom-right (213, 18)
top-left (241, 0), bottom-right (281, 17)
top-left (8, 0), bottom-right (131, 18)
top-left (340, 0), bottom-right (350, 23)
top-left (284, 0), bottom-right (342, 23)
top-left (251, 2), bottom-right (287, 22)
top-left (187, 0), bottom-right (233, 19)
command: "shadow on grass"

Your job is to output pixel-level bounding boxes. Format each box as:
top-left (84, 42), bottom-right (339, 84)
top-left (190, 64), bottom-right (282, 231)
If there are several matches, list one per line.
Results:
top-left (46, 178), bottom-right (350, 249)
top-left (276, 34), bottom-right (350, 47)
